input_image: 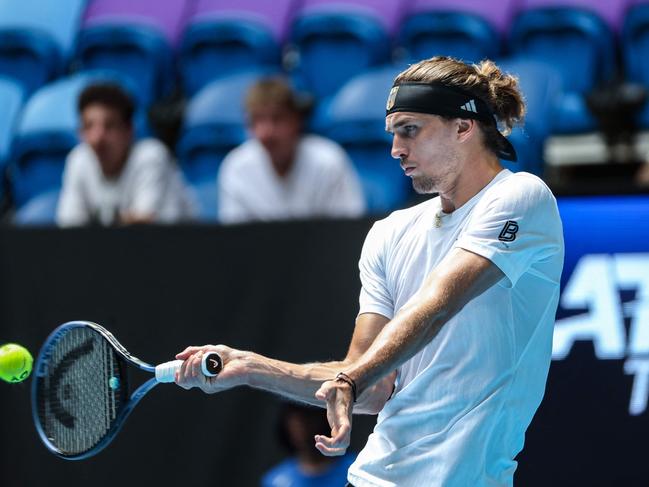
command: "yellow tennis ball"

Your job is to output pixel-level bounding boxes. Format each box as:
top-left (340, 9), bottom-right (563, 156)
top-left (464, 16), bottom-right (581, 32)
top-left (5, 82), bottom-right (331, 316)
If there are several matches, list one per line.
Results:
top-left (0, 343), bottom-right (33, 383)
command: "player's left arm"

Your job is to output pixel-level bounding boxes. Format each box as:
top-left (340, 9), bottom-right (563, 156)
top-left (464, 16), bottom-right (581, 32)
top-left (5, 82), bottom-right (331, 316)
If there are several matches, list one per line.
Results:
top-left (314, 247), bottom-right (504, 455)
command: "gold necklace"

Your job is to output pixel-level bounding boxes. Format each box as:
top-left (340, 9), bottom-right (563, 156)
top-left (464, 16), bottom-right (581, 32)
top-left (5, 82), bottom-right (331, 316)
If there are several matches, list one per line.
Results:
top-left (434, 211), bottom-right (443, 228)
top-left (434, 208), bottom-right (452, 228)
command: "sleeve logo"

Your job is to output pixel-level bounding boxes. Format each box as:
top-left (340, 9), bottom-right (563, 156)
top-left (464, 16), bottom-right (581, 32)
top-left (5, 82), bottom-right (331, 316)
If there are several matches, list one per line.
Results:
top-left (498, 220), bottom-right (519, 242)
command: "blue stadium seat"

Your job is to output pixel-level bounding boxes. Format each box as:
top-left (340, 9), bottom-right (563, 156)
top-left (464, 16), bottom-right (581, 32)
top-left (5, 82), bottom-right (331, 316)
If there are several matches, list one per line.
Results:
top-left (186, 179), bottom-right (218, 222)
top-left (0, 0), bottom-right (86, 95)
top-left (76, 26), bottom-right (173, 106)
top-left (0, 77), bottom-right (25, 203)
top-left (509, 4), bottom-right (617, 134)
top-left (623, 3), bottom-right (649, 128)
top-left (177, 70), bottom-right (273, 219)
top-left (498, 58), bottom-right (562, 176)
top-left (315, 65), bottom-right (412, 213)
top-left (0, 77), bottom-right (24, 168)
top-left (9, 71), bottom-right (147, 208)
top-left (399, 12), bottom-right (500, 64)
top-left (289, 0), bottom-right (407, 100)
top-left (179, 0), bottom-right (296, 95)
top-left (398, 0), bottom-right (518, 63)
top-left (75, 0), bottom-right (190, 104)
top-left (13, 189), bottom-right (60, 226)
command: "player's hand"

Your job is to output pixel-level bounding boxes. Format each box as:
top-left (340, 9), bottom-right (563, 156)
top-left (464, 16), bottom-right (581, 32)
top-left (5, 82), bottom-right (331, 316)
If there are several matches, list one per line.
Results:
top-left (314, 379), bottom-right (354, 456)
top-left (174, 345), bottom-right (246, 394)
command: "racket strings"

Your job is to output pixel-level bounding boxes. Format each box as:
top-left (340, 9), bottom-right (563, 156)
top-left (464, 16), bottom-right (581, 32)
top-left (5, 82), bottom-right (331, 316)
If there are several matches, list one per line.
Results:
top-left (35, 326), bottom-right (126, 455)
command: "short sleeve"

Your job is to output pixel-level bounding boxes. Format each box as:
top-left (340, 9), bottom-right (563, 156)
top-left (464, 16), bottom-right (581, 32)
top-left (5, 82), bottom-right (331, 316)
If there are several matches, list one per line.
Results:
top-left (358, 220), bottom-right (394, 319)
top-left (455, 174), bottom-right (563, 288)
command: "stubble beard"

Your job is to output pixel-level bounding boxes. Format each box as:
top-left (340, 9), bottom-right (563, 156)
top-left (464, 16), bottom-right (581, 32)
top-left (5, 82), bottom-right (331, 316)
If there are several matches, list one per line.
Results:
top-left (412, 174), bottom-right (440, 194)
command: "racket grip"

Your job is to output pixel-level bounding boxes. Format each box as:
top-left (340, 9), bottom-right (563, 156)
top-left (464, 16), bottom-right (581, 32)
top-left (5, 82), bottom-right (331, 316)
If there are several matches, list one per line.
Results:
top-left (155, 352), bottom-right (223, 383)
top-left (155, 360), bottom-right (183, 383)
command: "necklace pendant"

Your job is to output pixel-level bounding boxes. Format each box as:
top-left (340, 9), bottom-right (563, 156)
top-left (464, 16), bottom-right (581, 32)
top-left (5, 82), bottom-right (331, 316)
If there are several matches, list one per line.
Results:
top-left (434, 213), bottom-right (442, 228)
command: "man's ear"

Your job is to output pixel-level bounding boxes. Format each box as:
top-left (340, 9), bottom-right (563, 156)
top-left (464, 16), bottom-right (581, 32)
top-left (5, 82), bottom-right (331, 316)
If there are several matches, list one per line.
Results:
top-left (456, 118), bottom-right (476, 142)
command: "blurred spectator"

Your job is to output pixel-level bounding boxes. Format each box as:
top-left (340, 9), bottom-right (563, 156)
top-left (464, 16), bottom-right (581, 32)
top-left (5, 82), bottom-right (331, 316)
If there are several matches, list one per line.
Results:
top-left (261, 402), bottom-right (356, 487)
top-left (217, 77), bottom-right (365, 224)
top-left (57, 83), bottom-right (195, 227)
top-left (637, 162), bottom-right (649, 187)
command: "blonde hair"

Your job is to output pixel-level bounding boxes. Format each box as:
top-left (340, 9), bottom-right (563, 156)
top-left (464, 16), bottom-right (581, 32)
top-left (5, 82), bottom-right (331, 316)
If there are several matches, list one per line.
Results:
top-left (394, 56), bottom-right (525, 155)
top-left (245, 77), bottom-right (302, 115)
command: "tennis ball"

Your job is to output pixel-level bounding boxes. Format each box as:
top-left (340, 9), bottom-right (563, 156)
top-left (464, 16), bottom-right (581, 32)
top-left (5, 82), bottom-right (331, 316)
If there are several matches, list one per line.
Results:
top-left (0, 343), bottom-right (33, 383)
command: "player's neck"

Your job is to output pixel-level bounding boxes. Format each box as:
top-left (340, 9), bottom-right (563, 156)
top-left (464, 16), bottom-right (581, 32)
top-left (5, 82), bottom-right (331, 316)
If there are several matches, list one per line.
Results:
top-left (439, 155), bottom-right (503, 213)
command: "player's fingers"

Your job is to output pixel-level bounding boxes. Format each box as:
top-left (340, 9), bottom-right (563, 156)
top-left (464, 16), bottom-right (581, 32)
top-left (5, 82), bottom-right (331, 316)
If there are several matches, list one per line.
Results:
top-left (315, 421), bottom-right (351, 448)
top-left (314, 380), bottom-right (334, 401)
top-left (175, 346), bottom-right (202, 360)
top-left (314, 436), bottom-right (347, 456)
top-left (187, 350), bottom-right (203, 379)
top-left (176, 360), bottom-right (195, 389)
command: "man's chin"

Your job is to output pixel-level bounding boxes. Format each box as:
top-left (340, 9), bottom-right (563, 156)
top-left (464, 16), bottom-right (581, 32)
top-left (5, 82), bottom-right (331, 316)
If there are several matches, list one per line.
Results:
top-left (99, 158), bottom-right (125, 178)
top-left (412, 177), bottom-right (436, 194)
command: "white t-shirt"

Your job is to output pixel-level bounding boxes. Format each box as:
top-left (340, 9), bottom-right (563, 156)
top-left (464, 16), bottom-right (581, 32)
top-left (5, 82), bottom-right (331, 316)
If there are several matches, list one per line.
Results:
top-left (217, 135), bottom-right (365, 224)
top-left (348, 170), bottom-right (564, 487)
top-left (57, 139), bottom-right (195, 227)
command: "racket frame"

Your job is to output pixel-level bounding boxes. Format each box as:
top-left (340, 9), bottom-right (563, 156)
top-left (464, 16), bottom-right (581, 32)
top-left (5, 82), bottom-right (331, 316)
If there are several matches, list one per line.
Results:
top-left (32, 321), bottom-right (160, 460)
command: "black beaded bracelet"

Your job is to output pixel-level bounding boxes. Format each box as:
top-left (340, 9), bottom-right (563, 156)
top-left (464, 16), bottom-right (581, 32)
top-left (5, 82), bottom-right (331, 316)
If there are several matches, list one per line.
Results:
top-left (335, 372), bottom-right (358, 403)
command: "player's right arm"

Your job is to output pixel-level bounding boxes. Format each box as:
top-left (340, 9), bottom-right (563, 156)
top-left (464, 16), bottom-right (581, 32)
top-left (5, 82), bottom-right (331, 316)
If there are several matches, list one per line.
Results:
top-left (175, 312), bottom-right (395, 414)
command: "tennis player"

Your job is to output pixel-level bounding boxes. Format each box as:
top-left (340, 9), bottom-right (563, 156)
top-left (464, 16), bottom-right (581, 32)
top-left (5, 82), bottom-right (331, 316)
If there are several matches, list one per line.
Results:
top-left (176, 56), bottom-right (565, 487)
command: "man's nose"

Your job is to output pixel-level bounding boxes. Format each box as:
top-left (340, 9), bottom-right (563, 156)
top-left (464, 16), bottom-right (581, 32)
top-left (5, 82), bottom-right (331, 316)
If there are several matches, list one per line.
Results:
top-left (255, 121), bottom-right (275, 141)
top-left (86, 126), bottom-right (106, 145)
top-left (391, 137), bottom-right (407, 161)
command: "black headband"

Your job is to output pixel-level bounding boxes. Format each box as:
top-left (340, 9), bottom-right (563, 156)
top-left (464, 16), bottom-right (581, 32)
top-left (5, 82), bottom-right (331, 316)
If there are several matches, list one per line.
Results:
top-left (386, 83), bottom-right (517, 162)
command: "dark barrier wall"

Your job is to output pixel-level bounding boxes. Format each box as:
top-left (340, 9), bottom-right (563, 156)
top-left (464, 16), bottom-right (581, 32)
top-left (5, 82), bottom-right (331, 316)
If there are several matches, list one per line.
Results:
top-left (1, 199), bottom-right (649, 486)
top-left (0, 221), bottom-right (378, 487)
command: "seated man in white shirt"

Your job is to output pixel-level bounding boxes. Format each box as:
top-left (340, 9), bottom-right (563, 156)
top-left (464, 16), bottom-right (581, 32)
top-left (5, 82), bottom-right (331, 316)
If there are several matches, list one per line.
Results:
top-left (57, 83), bottom-right (194, 227)
top-left (217, 77), bottom-right (366, 224)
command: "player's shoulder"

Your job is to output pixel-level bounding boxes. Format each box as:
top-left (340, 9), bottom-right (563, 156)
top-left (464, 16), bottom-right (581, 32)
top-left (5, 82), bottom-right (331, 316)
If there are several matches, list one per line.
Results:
top-left (482, 170), bottom-right (557, 214)
top-left (492, 170), bottom-right (554, 200)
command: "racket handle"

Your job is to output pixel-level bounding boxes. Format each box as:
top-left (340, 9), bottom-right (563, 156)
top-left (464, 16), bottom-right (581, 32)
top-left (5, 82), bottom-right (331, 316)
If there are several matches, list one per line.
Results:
top-left (155, 352), bottom-right (223, 383)
top-left (155, 360), bottom-right (183, 383)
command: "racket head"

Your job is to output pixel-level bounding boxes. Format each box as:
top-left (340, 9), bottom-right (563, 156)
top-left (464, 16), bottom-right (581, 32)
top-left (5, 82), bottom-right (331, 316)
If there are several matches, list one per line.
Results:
top-left (31, 321), bottom-right (148, 460)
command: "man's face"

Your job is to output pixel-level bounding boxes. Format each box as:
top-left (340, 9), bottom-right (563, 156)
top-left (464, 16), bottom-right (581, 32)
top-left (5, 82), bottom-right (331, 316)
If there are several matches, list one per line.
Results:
top-left (386, 112), bottom-right (463, 194)
top-left (80, 104), bottom-right (133, 177)
top-left (248, 104), bottom-right (301, 170)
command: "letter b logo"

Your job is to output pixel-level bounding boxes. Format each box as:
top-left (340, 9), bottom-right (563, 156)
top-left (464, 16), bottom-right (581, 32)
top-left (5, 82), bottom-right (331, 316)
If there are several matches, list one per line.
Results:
top-left (498, 220), bottom-right (519, 242)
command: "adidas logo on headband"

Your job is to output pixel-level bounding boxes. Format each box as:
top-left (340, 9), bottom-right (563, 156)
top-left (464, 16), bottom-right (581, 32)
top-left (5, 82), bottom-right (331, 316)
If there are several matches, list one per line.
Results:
top-left (460, 99), bottom-right (478, 113)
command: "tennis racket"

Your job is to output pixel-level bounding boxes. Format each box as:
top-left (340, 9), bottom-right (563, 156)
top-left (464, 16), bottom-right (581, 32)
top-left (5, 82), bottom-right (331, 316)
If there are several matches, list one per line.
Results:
top-left (31, 320), bottom-right (222, 460)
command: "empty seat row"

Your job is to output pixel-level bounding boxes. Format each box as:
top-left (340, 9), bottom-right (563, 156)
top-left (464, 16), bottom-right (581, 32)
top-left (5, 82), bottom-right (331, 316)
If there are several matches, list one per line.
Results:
top-left (1, 1), bottom-right (647, 104)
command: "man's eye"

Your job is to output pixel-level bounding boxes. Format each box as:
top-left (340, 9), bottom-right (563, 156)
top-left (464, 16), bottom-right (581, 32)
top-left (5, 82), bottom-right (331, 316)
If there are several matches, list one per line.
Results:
top-left (404, 126), bottom-right (417, 136)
